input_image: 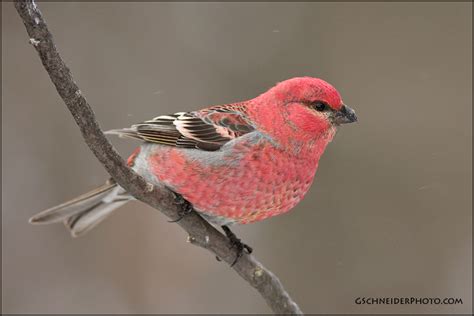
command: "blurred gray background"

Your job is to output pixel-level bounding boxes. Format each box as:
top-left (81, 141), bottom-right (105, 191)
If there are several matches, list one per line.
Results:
top-left (2, 2), bottom-right (472, 314)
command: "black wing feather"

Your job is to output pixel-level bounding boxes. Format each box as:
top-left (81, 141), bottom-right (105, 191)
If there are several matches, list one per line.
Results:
top-left (105, 108), bottom-right (255, 151)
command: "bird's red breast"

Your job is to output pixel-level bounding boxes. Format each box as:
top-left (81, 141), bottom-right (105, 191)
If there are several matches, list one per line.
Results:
top-left (131, 124), bottom-right (335, 224)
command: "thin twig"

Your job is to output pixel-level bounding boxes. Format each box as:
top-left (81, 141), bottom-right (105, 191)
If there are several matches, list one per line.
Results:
top-left (14, 1), bottom-right (303, 314)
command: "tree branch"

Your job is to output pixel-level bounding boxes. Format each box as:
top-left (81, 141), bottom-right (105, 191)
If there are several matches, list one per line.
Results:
top-left (14, 1), bottom-right (303, 314)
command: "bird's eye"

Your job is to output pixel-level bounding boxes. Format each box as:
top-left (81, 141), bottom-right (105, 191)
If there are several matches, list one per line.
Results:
top-left (312, 101), bottom-right (327, 112)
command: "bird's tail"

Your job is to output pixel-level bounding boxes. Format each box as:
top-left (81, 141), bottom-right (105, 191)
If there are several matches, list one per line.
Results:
top-left (29, 180), bottom-right (133, 237)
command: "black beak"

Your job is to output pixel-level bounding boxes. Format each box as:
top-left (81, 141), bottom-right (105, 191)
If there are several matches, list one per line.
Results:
top-left (334, 104), bottom-right (357, 125)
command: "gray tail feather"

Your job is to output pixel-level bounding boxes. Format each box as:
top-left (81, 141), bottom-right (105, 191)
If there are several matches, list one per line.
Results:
top-left (29, 180), bottom-right (133, 237)
top-left (104, 128), bottom-right (143, 141)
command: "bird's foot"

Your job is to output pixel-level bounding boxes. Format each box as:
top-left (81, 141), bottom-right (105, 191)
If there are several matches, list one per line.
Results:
top-left (218, 225), bottom-right (253, 267)
top-left (168, 192), bottom-right (194, 223)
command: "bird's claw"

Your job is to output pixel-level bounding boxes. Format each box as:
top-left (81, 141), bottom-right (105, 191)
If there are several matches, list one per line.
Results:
top-left (229, 238), bottom-right (253, 267)
top-left (220, 225), bottom-right (253, 267)
top-left (168, 193), bottom-right (194, 223)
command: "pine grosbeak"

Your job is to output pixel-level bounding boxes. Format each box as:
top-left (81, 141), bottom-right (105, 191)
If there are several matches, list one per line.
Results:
top-left (30, 77), bottom-right (357, 249)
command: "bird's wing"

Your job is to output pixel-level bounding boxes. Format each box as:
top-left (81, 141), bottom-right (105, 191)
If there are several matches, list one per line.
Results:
top-left (106, 103), bottom-right (255, 151)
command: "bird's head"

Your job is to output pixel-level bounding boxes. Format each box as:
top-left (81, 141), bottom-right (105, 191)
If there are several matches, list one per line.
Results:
top-left (252, 77), bottom-right (357, 146)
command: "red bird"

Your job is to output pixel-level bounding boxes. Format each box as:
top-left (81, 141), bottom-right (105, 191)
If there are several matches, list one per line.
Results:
top-left (30, 77), bottom-right (357, 257)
